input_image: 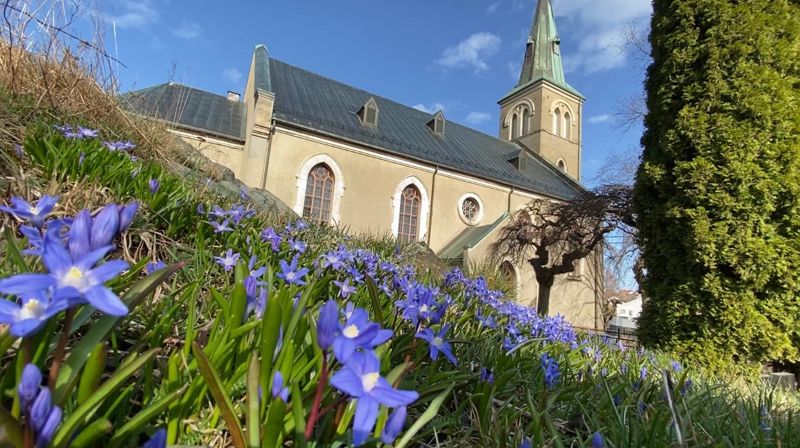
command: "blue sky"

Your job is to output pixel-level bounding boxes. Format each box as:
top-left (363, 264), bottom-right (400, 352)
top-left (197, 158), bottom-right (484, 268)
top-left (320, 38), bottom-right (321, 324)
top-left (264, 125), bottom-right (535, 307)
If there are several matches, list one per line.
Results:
top-left (97, 0), bottom-right (650, 186)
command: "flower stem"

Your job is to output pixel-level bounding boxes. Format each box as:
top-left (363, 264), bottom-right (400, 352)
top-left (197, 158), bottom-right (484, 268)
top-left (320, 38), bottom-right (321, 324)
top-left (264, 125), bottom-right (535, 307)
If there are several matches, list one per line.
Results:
top-left (49, 308), bottom-right (74, 390)
top-left (304, 356), bottom-right (328, 439)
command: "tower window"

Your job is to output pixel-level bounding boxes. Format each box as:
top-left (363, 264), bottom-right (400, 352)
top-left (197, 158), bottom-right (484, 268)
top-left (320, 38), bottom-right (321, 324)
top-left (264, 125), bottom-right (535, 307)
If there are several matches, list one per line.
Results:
top-left (553, 107), bottom-right (562, 136)
top-left (303, 163), bottom-right (334, 224)
top-left (511, 113), bottom-right (519, 139)
top-left (521, 107), bottom-right (531, 135)
top-left (557, 159), bottom-right (566, 172)
top-left (563, 111), bottom-right (571, 139)
top-left (357, 97), bottom-right (380, 127)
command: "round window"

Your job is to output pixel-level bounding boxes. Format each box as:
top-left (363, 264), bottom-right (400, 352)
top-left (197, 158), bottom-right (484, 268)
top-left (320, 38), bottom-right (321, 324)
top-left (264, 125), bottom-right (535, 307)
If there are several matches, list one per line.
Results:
top-left (458, 194), bottom-right (483, 225)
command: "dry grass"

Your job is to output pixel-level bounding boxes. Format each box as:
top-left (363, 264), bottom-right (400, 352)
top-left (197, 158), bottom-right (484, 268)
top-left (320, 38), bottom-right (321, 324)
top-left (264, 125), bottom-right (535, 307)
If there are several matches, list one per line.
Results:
top-left (0, 1), bottom-right (198, 169)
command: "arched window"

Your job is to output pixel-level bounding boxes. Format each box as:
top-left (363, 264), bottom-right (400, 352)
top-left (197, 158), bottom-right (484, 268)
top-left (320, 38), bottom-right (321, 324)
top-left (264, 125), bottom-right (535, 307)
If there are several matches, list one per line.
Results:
top-left (521, 107), bottom-right (530, 135)
top-left (563, 111), bottom-right (571, 139)
top-left (557, 159), bottom-right (566, 172)
top-left (553, 107), bottom-right (562, 136)
top-left (397, 185), bottom-right (421, 243)
top-left (302, 163), bottom-right (334, 224)
top-left (500, 261), bottom-right (517, 295)
top-left (511, 113), bottom-right (519, 139)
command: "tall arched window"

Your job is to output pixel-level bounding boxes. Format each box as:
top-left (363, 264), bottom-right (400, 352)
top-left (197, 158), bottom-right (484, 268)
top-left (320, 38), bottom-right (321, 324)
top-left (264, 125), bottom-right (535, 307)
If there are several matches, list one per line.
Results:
top-left (500, 261), bottom-right (518, 296)
top-left (563, 111), bottom-right (571, 139)
top-left (303, 163), bottom-right (334, 224)
top-left (511, 113), bottom-right (519, 139)
top-left (521, 107), bottom-right (530, 135)
top-left (553, 107), bottom-right (562, 136)
top-left (397, 185), bottom-right (421, 243)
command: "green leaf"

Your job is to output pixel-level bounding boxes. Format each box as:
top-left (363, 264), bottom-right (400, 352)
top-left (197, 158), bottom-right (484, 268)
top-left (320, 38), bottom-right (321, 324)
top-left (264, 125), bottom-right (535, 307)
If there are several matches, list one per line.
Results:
top-left (54, 262), bottom-right (182, 404)
top-left (259, 293), bottom-right (283, 391)
top-left (365, 276), bottom-right (384, 325)
top-left (3, 226), bottom-right (28, 272)
top-left (0, 405), bottom-right (22, 448)
top-left (192, 342), bottom-right (247, 448)
top-left (394, 384), bottom-right (454, 448)
top-left (77, 343), bottom-right (106, 405)
top-left (52, 349), bottom-right (160, 448)
top-left (290, 383), bottom-right (307, 448)
top-left (246, 352), bottom-right (261, 448)
top-left (108, 385), bottom-right (187, 446)
top-left (69, 418), bottom-right (112, 448)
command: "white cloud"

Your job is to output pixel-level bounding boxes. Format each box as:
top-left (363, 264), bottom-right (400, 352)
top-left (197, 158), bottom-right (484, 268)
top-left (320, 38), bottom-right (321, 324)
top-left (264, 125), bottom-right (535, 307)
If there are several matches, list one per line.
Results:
top-left (550, 0), bottom-right (652, 74)
top-left (171, 22), bottom-right (203, 40)
top-left (413, 103), bottom-right (446, 114)
top-left (436, 32), bottom-right (502, 73)
top-left (486, 1), bottom-right (502, 13)
top-left (589, 113), bottom-right (611, 124)
top-left (465, 112), bottom-right (492, 125)
top-left (101, 0), bottom-right (159, 29)
top-left (222, 68), bottom-right (242, 83)
top-left (507, 60), bottom-right (521, 81)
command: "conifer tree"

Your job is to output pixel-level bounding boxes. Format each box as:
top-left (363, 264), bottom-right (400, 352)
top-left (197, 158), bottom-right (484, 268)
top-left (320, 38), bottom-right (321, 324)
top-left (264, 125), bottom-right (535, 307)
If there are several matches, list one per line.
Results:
top-left (634, 0), bottom-right (800, 368)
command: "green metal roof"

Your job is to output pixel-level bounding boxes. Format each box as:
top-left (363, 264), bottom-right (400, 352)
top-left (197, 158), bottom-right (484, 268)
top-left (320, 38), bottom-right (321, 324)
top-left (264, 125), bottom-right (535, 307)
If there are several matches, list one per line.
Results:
top-left (508, 0), bottom-right (583, 101)
top-left (122, 83), bottom-right (246, 142)
top-left (438, 212), bottom-right (509, 260)
top-left (267, 58), bottom-right (583, 201)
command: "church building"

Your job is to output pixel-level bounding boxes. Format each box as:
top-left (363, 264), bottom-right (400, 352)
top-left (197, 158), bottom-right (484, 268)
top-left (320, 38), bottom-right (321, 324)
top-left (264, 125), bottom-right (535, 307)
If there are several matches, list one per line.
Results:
top-left (126, 0), bottom-right (603, 329)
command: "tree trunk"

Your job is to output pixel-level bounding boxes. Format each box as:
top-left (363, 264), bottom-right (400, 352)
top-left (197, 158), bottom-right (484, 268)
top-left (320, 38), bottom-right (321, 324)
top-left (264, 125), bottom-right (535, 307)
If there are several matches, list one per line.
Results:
top-left (537, 276), bottom-right (554, 316)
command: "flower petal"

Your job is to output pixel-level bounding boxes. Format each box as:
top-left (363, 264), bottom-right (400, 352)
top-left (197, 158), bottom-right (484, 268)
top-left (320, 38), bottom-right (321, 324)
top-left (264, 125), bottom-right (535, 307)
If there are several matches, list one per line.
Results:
top-left (10, 319), bottom-right (47, 338)
top-left (0, 274), bottom-right (55, 295)
top-left (352, 397), bottom-right (379, 446)
top-left (372, 381), bottom-right (419, 407)
top-left (329, 367), bottom-right (364, 398)
top-left (68, 209), bottom-right (92, 260)
top-left (83, 286), bottom-right (128, 316)
top-left (88, 260), bottom-right (129, 284)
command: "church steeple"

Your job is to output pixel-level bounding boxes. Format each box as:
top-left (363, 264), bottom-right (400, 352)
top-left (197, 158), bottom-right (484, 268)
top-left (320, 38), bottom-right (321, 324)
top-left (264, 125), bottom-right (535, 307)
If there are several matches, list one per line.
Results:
top-left (518, 0), bottom-right (567, 90)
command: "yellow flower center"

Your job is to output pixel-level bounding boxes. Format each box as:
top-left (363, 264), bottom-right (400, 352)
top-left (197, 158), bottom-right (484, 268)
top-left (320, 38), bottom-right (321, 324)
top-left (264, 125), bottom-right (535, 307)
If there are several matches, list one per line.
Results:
top-left (19, 299), bottom-right (44, 320)
top-left (433, 337), bottom-right (444, 347)
top-left (29, 206), bottom-right (39, 215)
top-left (361, 372), bottom-right (380, 392)
top-left (61, 267), bottom-right (87, 290)
top-left (419, 304), bottom-right (429, 313)
top-left (343, 324), bottom-right (359, 338)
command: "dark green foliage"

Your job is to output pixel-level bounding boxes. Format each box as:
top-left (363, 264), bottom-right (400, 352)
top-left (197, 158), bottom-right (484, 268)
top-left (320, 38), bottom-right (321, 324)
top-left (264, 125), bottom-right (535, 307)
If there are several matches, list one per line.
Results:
top-left (634, 0), bottom-right (800, 368)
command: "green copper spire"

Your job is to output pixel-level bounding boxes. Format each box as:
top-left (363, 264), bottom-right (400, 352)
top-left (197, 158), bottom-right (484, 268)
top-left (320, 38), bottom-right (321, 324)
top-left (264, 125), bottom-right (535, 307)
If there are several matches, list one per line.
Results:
top-left (517, 0), bottom-right (570, 93)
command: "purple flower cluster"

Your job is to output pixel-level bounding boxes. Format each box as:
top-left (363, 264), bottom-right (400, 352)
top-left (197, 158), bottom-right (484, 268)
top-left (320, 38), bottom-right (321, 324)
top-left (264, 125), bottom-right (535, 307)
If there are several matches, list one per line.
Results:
top-left (317, 301), bottom-right (418, 446)
top-left (0, 198), bottom-right (137, 337)
top-left (18, 364), bottom-right (62, 447)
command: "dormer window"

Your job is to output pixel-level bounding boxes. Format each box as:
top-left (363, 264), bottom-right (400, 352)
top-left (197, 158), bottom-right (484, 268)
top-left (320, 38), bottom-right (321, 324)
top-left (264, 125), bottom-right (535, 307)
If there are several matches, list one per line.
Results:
top-left (427, 110), bottom-right (445, 134)
top-left (553, 37), bottom-right (561, 55)
top-left (357, 97), bottom-right (380, 127)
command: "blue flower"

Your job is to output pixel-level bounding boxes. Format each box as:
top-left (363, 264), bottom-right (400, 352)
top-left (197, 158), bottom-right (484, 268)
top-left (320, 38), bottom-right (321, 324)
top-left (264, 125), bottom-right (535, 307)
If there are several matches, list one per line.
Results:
top-left (0, 292), bottom-right (70, 337)
top-left (540, 353), bottom-right (560, 389)
top-left (640, 366), bottom-right (648, 381)
top-left (142, 429), bottom-right (166, 448)
top-left (317, 300), bottom-right (340, 352)
top-left (480, 367), bottom-right (494, 384)
top-left (0, 196), bottom-right (59, 228)
top-left (118, 202), bottom-right (139, 232)
top-left (261, 227), bottom-right (282, 251)
top-left (77, 127), bottom-right (98, 138)
top-left (148, 179), bottom-right (160, 195)
top-left (0, 237), bottom-right (129, 317)
top-left (18, 364), bottom-right (42, 407)
top-left (271, 371), bottom-right (289, 402)
top-left (214, 249), bottom-right (240, 272)
top-left (210, 219), bottom-right (232, 233)
top-left (591, 431), bottom-right (605, 448)
top-left (20, 376), bottom-right (62, 448)
top-left (330, 352), bottom-right (418, 446)
top-left (520, 438), bottom-right (532, 448)
top-left (68, 204), bottom-right (137, 260)
top-left (145, 260), bottom-right (167, 275)
top-left (288, 238), bottom-right (307, 254)
top-left (416, 324), bottom-right (457, 365)
top-left (332, 307), bottom-right (384, 363)
top-left (670, 360), bottom-right (682, 372)
top-left (333, 278), bottom-right (357, 299)
top-left (381, 405), bottom-right (407, 444)
top-left (103, 140), bottom-right (136, 152)
top-left (277, 256), bottom-right (310, 286)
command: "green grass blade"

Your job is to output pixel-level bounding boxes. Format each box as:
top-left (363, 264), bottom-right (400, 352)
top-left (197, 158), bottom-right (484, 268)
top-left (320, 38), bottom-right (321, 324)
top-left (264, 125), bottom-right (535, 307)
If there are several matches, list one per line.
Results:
top-left (394, 384), bottom-right (454, 448)
top-left (192, 342), bottom-right (247, 448)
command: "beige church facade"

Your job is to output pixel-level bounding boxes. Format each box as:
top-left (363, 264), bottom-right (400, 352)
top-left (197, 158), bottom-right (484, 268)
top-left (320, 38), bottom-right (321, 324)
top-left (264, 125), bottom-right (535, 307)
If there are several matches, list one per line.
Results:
top-left (127, 0), bottom-right (603, 329)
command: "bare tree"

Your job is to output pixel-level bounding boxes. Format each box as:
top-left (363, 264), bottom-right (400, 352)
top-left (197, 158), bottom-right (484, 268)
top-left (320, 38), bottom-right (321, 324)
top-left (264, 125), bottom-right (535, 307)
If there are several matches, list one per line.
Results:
top-left (491, 185), bottom-right (635, 315)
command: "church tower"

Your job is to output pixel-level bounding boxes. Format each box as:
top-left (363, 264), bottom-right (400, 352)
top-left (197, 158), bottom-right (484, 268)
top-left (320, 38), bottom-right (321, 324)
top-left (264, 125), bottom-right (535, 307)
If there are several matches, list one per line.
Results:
top-left (498, 0), bottom-right (584, 180)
